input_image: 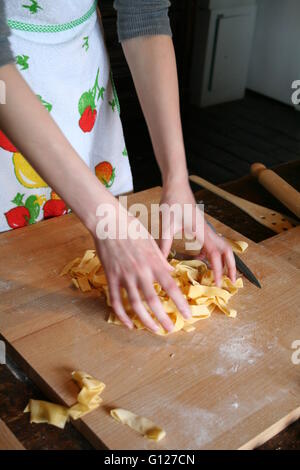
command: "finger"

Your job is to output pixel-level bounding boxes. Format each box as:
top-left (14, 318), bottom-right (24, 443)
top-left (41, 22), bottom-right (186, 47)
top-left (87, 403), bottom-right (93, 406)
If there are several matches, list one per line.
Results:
top-left (223, 245), bottom-right (236, 284)
top-left (107, 275), bottom-right (134, 330)
top-left (159, 220), bottom-right (174, 258)
top-left (159, 235), bottom-right (173, 259)
top-left (139, 275), bottom-right (174, 332)
top-left (156, 270), bottom-right (191, 320)
top-left (124, 279), bottom-right (160, 333)
top-left (152, 239), bottom-right (174, 271)
top-left (197, 250), bottom-right (207, 261)
top-left (208, 249), bottom-right (223, 287)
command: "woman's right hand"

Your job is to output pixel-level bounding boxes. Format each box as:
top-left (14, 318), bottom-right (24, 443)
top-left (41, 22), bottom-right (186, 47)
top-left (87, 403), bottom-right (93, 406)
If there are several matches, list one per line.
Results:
top-left (94, 205), bottom-right (191, 334)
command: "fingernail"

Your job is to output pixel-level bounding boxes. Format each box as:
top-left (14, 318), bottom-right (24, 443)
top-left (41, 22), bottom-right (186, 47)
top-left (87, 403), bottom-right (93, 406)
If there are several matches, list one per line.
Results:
top-left (182, 306), bottom-right (191, 319)
top-left (184, 310), bottom-right (191, 319)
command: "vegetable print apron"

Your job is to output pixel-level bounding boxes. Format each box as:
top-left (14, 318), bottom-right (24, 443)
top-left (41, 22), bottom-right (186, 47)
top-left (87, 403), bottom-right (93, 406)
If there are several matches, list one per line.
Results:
top-left (0, 0), bottom-right (133, 232)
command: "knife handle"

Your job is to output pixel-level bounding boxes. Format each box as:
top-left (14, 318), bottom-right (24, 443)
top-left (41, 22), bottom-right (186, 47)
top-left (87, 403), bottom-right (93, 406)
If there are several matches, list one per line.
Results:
top-left (251, 163), bottom-right (300, 219)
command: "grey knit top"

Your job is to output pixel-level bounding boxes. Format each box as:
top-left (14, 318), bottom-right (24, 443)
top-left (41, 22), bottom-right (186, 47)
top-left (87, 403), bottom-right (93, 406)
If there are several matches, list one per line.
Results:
top-left (0, 0), bottom-right (172, 68)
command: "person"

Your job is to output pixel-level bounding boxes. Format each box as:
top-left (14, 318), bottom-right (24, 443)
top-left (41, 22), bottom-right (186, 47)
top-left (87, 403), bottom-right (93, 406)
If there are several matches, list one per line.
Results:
top-left (0, 0), bottom-right (236, 334)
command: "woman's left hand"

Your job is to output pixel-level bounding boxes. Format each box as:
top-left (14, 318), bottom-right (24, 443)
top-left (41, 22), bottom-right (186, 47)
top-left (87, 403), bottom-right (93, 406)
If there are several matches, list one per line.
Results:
top-left (159, 179), bottom-right (236, 287)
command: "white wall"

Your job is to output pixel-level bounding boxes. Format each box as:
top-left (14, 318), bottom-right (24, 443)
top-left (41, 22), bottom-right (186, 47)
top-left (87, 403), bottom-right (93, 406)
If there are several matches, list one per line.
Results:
top-left (247, 0), bottom-right (300, 105)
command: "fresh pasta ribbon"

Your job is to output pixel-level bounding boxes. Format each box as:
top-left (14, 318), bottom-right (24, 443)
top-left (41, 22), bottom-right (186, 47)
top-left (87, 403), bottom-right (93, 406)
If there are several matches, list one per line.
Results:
top-left (24, 371), bottom-right (105, 428)
top-left (68, 370), bottom-right (105, 420)
top-left (24, 371), bottom-right (166, 441)
top-left (62, 247), bottom-right (245, 335)
top-left (225, 238), bottom-right (248, 254)
top-left (24, 400), bottom-right (69, 430)
top-left (110, 408), bottom-right (166, 441)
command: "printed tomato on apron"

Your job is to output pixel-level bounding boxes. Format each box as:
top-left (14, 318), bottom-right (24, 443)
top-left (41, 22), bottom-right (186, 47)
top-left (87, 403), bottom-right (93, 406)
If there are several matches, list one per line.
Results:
top-left (1, 0), bottom-right (133, 232)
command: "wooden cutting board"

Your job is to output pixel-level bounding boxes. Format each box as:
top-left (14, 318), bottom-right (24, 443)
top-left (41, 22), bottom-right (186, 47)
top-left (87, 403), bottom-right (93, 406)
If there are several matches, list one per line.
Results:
top-left (0, 420), bottom-right (24, 450)
top-left (260, 227), bottom-right (300, 270)
top-left (0, 187), bottom-right (299, 450)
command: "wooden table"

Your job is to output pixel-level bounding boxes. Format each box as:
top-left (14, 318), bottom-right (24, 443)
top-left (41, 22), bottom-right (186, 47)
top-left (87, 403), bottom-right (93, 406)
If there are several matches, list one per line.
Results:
top-left (0, 161), bottom-right (299, 450)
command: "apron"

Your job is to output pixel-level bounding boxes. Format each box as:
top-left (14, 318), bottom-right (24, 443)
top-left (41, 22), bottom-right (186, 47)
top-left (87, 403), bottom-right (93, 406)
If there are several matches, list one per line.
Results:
top-left (0, 0), bottom-right (133, 232)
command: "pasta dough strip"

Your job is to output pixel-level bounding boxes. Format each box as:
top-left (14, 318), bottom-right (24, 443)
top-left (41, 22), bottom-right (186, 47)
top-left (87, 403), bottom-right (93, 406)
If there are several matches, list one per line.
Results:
top-left (62, 246), bottom-right (245, 335)
top-left (110, 408), bottom-right (166, 442)
top-left (24, 371), bottom-right (105, 428)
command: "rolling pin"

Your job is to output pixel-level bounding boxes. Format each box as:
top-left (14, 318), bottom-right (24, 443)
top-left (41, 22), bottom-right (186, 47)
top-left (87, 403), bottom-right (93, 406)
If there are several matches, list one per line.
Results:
top-left (251, 163), bottom-right (300, 219)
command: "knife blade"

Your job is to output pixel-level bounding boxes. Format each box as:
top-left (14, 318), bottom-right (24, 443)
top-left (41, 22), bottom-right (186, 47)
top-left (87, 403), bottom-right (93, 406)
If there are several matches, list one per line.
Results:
top-left (233, 252), bottom-right (261, 288)
top-left (172, 248), bottom-right (261, 288)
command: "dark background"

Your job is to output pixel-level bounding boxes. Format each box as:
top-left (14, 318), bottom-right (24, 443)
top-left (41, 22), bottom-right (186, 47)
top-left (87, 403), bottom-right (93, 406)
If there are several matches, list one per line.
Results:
top-left (99, 0), bottom-right (300, 192)
top-left (100, 0), bottom-right (194, 191)
top-left (1, 1), bottom-right (299, 451)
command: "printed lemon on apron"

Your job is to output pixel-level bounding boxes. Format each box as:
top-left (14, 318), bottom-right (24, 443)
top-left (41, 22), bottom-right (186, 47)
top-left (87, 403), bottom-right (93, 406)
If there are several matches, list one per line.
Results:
top-left (0, 0), bottom-right (133, 232)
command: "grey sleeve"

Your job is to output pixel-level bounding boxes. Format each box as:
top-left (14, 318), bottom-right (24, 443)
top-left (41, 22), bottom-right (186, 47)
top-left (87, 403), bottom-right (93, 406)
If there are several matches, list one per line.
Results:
top-left (113, 0), bottom-right (172, 42)
top-left (0, 0), bottom-right (14, 68)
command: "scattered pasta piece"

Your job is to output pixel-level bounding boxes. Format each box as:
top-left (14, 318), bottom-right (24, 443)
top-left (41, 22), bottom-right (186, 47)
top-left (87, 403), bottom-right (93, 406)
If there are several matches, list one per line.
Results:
top-left (24, 371), bottom-right (105, 429)
top-left (110, 408), bottom-right (166, 442)
top-left (68, 371), bottom-right (106, 419)
top-left (24, 400), bottom-right (69, 429)
top-left (225, 238), bottom-right (248, 254)
top-left (62, 246), bottom-right (246, 335)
